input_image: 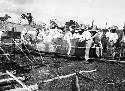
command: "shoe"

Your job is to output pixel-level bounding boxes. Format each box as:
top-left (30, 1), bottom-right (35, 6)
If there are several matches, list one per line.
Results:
top-left (84, 60), bottom-right (89, 63)
top-left (84, 58), bottom-right (90, 63)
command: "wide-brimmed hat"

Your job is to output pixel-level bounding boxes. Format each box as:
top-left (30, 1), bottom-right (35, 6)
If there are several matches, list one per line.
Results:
top-left (88, 29), bottom-right (99, 32)
top-left (27, 13), bottom-right (31, 15)
top-left (85, 25), bottom-right (92, 30)
top-left (92, 25), bottom-right (97, 30)
top-left (80, 24), bottom-right (86, 30)
top-left (74, 28), bottom-right (81, 32)
top-left (110, 25), bottom-right (118, 30)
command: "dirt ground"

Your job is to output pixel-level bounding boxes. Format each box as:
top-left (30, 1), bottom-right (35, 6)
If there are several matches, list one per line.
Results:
top-left (0, 49), bottom-right (125, 91)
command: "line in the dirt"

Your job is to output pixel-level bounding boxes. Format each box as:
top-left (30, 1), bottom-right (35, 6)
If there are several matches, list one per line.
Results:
top-left (42, 69), bottom-right (97, 83)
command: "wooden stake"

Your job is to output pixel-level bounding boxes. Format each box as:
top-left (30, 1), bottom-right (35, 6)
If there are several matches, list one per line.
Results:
top-left (75, 75), bottom-right (80, 91)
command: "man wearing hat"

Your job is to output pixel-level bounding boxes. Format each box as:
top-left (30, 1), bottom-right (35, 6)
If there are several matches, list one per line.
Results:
top-left (106, 26), bottom-right (118, 58)
top-left (90, 26), bottom-right (103, 58)
top-left (122, 25), bottom-right (125, 43)
top-left (72, 29), bottom-right (81, 39)
top-left (63, 24), bottom-right (74, 55)
top-left (106, 26), bottom-right (118, 45)
top-left (79, 25), bottom-right (92, 62)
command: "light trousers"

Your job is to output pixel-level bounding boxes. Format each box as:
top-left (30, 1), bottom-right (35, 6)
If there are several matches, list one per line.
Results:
top-left (85, 39), bottom-right (93, 60)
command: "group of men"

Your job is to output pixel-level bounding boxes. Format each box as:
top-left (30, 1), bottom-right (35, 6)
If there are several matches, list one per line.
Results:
top-left (1, 16), bottom-right (124, 62)
top-left (62, 20), bottom-right (124, 62)
top-left (20, 19), bottom-right (124, 62)
top-left (64, 23), bottom-right (103, 62)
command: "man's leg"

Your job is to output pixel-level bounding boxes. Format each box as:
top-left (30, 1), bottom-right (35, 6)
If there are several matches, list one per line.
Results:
top-left (85, 39), bottom-right (93, 61)
top-left (96, 42), bottom-right (102, 58)
top-left (67, 39), bottom-right (71, 55)
top-left (100, 42), bottom-right (103, 57)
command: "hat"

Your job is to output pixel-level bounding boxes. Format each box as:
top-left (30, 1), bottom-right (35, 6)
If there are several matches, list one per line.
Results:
top-left (80, 24), bottom-right (86, 30)
top-left (110, 25), bottom-right (118, 30)
top-left (88, 30), bottom-right (98, 32)
top-left (27, 13), bottom-right (31, 15)
top-left (88, 28), bottom-right (99, 32)
top-left (92, 25), bottom-right (97, 30)
top-left (75, 28), bottom-right (80, 32)
top-left (111, 25), bottom-right (115, 29)
top-left (85, 25), bottom-right (91, 30)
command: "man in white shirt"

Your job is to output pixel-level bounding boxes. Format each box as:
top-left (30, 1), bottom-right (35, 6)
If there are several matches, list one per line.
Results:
top-left (37, 29), bottom-right (45, 40)
top-left (72, 29), bottom-right (81, 39)
top-left (79, 27), bottom-right (92, 62)
top-left (106, 30), bottom-right (118, 46)
top-left (63, 26), bottom-right (73, 55)
top-left (121, 29), bottom-right (125, 43)
top-left (21, 28), bottom-right (28, 43)
top-left (90, 29), bottom-right (103, 58)
top-left (106, 27), bottom-right (118, 58)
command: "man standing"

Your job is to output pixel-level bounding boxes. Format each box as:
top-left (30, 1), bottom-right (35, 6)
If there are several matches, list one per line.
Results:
top-left (63, 25), bottom-right (74, 55)
top-left (79, 25), bottom-right (92, 62)
top-left (106, 26), bottom-right (118, 58)
top-left (90, 27), bottom-right (103, 58)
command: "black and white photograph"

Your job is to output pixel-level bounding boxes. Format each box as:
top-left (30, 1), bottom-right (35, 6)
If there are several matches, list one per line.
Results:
top-left (0, 0), bottom-right (125, 91)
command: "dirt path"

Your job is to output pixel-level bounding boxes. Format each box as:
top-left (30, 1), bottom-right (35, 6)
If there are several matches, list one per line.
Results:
top-left (1, 53), bottom-right (125, 91)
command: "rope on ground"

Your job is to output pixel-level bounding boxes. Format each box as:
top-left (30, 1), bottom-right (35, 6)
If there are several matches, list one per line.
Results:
top-left (13, 40), bottom-right (33, 63)
top-left (35, 42), bottom-right (44, 62)
top-left (22, 43), bottom-right (37, 62)
top-left (43, 69), bottom-right (97, 83)
top-left (0, 46), bottom-right (10, 61)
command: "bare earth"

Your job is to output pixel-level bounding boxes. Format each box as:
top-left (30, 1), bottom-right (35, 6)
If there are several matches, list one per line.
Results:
top-left (0, 49), bottom-right (125, 91)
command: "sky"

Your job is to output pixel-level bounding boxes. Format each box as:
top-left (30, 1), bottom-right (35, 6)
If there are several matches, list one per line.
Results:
top-left (0, 0), bottom-right (125, 29)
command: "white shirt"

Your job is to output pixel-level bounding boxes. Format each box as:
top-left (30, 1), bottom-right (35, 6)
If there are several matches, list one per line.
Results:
top-left (72, 33), bottom-right (81, 39)
top-left (106, 32), bottom-right (118, 43)
top-left (98, 32), bottom-right (103, 39)
top-left (37, 31), bottom-right (45, 40)
top-left (122, 35), bottom-right (125, 43)
top-left (64, 31), bottom-right (73, 41)
top-left (21, 30), bottom-right (27, 40)
top-left (80, 31), bottom-right (92, 40)
top-left (0, 31), bottom-right (3, 39)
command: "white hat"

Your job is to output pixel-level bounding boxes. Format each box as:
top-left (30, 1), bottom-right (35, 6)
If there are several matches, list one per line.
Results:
top-left (80, 24), bottom-right (86, 29)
